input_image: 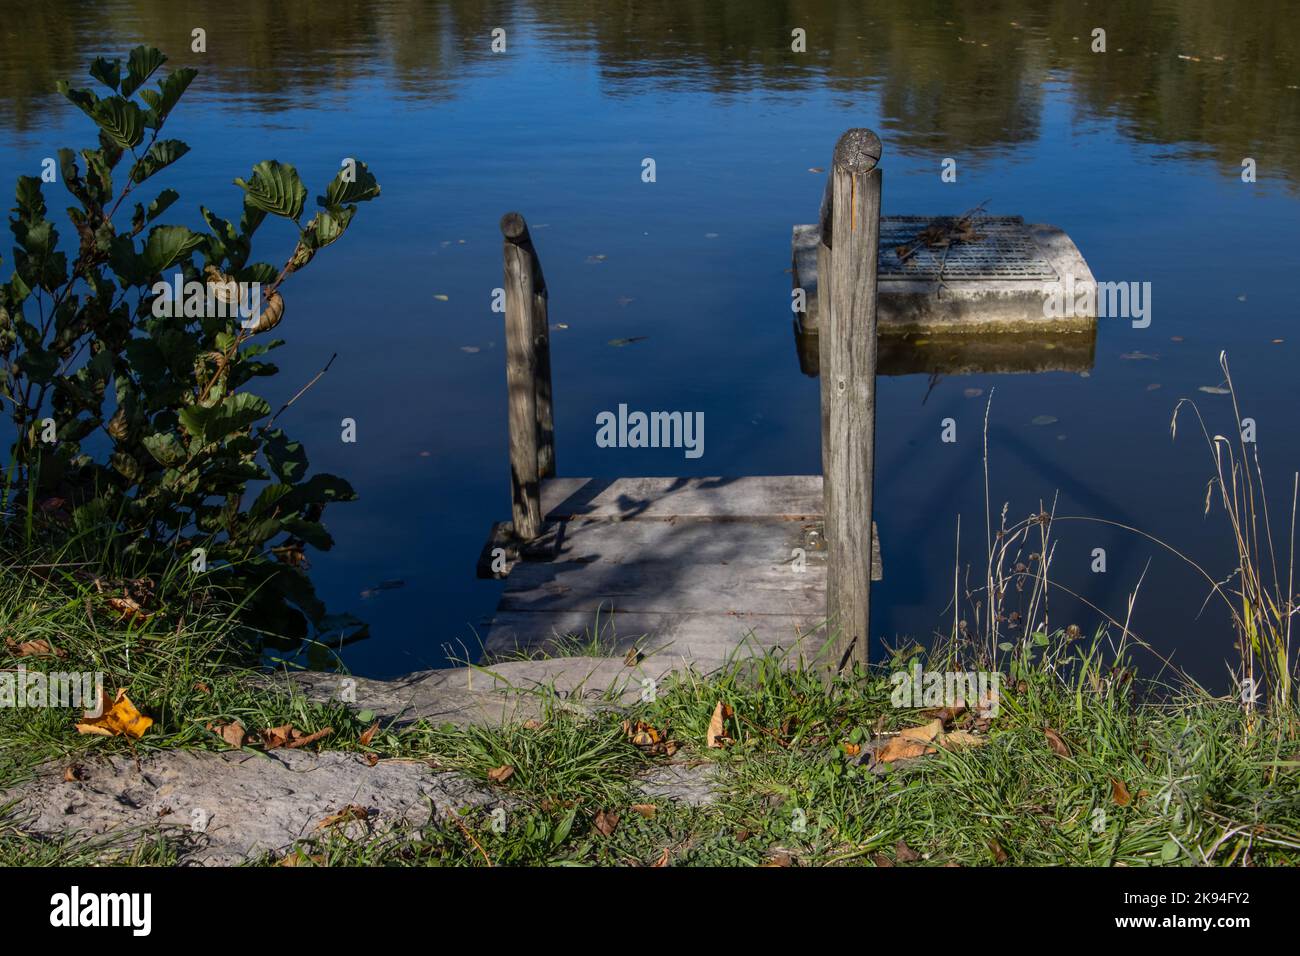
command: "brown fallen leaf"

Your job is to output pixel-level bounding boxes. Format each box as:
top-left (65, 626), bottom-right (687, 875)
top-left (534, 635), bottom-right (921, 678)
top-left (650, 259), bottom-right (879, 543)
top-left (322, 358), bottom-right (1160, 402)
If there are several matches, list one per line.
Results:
top-left (762, 848), bottom-right (795, 867)
top-left (5, 637), bottom-right (68, 659)
top-left (1110, 777), bottom-right (1132, 807)
top-left (630, 803), bottom-right (657, 819)
top-left (317, 805), bottom-right (370, 829)
top-left (843, 742), bottom-right (862, 758)
top-left (988, 838), bottom-right (1009, 863)
top-left (877, 719), bottom-right (944, 762)
top-left (358, 721), bottom-right (380, 747)
top-left (261, 724), bottom-right (295, 749)
top-left (278, 852), bottom-right (327, 867)
top-left (706, 701), bottom-right (735, 748)
top-left (623, 720), bottom-right (678, 756)
top-left (622, 646), bottom-right (643, 667)
top-left (106, 595), bottom-right (152, 623)
top-left (63, 764), bottom-right (86, 783)
top-left (286, 728), bottom-right (332, 749)
top-left (942, 730), bottom-right (987, 750)
top-left (1043, 726), bottom-right (1072, 758)
top-left (208, 720), bottom-right (250, 748)
top-left (921, 703), bottom-right (966, 726)
top-left (364, 753), bottom-right (380, 767)
top-left (894, 840), bottom-right (921, 863)
top-left (594, 810), bottom-right (620, 836)
top-left (75, 689), bottom-right (152, 738)
top-left (872, 852), bottom-right (894, 867)
top-left (487, 764), bottom-right (515, 784)
top-left (652, 847), bottom-right (670, 867)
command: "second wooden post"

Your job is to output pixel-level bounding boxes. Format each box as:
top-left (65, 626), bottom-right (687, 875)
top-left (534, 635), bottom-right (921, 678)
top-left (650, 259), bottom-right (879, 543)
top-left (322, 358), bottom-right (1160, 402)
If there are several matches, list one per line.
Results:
top-left (819, 129), bottom-right (882, 673)
top-left (501, 211), bottom-right (555, 542)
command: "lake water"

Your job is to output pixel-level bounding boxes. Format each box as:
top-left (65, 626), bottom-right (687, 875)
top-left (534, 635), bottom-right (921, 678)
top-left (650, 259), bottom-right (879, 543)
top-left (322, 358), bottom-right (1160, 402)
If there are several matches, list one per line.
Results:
top-left (3, 0), bottom-right (1298, 682)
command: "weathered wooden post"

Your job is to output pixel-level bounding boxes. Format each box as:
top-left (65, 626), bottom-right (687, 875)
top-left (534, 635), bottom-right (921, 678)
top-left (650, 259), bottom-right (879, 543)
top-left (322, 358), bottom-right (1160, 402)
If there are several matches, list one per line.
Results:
top-left (500, 211), bottom-right (555, 541)
top-left (818, 129), bottom-right (882, 673)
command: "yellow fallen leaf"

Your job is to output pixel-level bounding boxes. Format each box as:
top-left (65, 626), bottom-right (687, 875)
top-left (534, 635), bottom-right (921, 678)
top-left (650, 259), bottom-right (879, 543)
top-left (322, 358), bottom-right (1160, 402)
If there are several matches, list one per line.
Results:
top-left (75, 689), bottom-right (152, 738)
top-left (487, 764), bottom-right (515, 784)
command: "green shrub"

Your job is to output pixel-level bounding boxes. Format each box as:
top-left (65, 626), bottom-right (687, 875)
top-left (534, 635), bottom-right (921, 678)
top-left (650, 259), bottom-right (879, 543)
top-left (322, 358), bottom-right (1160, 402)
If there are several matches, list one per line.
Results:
top-left (0, 46), bottom-right (379, 654)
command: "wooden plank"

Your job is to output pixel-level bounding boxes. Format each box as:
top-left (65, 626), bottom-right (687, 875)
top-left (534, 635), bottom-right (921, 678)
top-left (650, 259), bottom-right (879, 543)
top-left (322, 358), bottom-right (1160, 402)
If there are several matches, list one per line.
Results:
top-left (821, 129), bottom-right (883, 671)
top-left (541, 476), bottom-right (825, 520)
top-left (482, 608), bottom-right (831, 661)
top-left (499, 518), bottom-right (827, 615)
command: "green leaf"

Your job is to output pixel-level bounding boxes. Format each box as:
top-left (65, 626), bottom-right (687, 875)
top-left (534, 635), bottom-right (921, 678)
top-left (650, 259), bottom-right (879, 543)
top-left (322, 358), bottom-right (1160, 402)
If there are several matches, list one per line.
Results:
top-left (15, 346), bottom-right (58, 384)
top-left (251, 482), bottom-right (296, 517)
top-left (56, 80), bottom-right (99, 120)
top-left (263, 427), bottom-right (308, 482)
top-left (131, 139), bottom-right (190, 183)
top-left (142, 432), bottom-right (186, 467)
top-left (89, 57), bottom-right (121, 92)
top-left (235, 161), bottom-right (307, 220)
top-left (302, 206), bottom-right (355, 251)
top-left (319, 160), bottom-right (380, 207)
top-left (121, 46), bottom-right (166, 98)
top-left (281, 518), bottom-right (333, 550)
top-left (140, 67), bottom-right (196, 129)
top-left (292, 473), bottom-right (357, 505)
top-left (91, 97), bottom-right (146, 150)
top-left (179, 392), bottom-right (271, 445)
top-left (146, 188), bottom-right (180, 222)
top-left (142, 225), bottom-right (204, 273)
top-left (14, 176), bottom-right (45, 220)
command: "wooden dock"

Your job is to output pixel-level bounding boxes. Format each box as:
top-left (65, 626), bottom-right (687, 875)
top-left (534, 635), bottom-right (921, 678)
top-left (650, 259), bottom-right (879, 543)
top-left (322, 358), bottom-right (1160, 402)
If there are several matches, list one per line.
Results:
top-left (475, 128), bottom-right (1082, 675)
top-left (479, 476), bottom-right (880, 664)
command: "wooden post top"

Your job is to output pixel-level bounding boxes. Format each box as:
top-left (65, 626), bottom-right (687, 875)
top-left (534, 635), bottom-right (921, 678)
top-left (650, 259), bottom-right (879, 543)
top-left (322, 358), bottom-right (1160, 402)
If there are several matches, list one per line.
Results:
top-left (500, 211), bottom-right (531, 244)
top-left (832, 128), bottom-right (883, 173)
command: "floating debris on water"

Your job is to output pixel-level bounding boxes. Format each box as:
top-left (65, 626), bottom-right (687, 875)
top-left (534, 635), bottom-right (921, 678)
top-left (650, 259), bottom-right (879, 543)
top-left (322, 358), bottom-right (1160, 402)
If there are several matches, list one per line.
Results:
top-left (1198, 386), bottom-right (1230, 395)
top-left (459, 346), bottom-right (480, 353)
top-left (1120, 351), bottom-right (1158, 361)
top-left (1031, 415), bottom-right (1058, 426)
top-left (361, 580), bottom-right (406, 599)
top-left (963, 387), bottom-right (983, 398)
top-left (608, 336), bottom-right (648, 347)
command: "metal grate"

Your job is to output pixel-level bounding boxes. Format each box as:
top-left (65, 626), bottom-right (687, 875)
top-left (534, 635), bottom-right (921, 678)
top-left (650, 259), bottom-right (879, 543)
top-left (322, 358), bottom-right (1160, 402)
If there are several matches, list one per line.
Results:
top-left (877, 216), bottom-right (1058, 281)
